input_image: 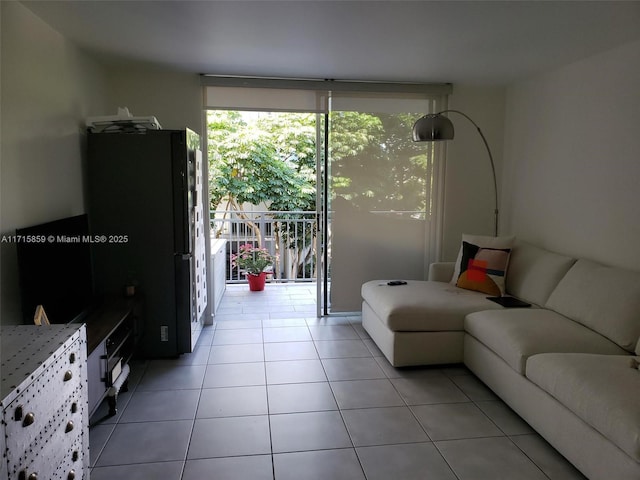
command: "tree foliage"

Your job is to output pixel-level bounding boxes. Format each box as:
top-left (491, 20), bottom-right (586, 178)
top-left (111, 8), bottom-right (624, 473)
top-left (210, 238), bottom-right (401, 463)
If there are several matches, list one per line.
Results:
top-left (329, 111), bottom-right (428, 216)
top-left (208, 110), bottom-right (426, 214)
top-left (208, 111), bottom-right (317, 213)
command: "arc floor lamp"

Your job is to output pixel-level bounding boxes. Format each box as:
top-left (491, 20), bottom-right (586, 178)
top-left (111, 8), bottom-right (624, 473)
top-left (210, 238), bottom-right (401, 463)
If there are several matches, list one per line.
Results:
top-left (412, 110), bottom-right (499, 237)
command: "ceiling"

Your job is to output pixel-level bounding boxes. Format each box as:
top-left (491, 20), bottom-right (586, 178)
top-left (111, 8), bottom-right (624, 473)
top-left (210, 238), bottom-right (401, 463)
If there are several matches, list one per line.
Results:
top-left (22, 0), bottom-right (640, 86)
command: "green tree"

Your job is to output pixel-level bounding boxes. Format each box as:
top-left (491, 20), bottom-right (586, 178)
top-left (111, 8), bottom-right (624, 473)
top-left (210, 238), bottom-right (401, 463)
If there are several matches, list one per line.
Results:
top-left (329, 112), bottom-right (428, 216)
top-left (208, 111), bottom-right (316, 214)
top-left (208, 111), bottom-right (318, 277)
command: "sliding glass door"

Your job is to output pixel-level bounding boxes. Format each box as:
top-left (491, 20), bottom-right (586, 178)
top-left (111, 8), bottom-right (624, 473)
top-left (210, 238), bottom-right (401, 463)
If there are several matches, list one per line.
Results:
top-left (203, 79), bottom-right (448, 316)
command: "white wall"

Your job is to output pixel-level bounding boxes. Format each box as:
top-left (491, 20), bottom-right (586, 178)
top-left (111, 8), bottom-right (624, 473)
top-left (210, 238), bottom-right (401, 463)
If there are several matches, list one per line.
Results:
top-left (502, 39), bottom-right (640, 270)
top-left (105, 67), bottom-right (203, 135)
top-left (0, 2), bottom-right (107, 324)
top-left (441, 86), bottom-right (506, 261)
top-left (0, 6), bottom-right (204, 324)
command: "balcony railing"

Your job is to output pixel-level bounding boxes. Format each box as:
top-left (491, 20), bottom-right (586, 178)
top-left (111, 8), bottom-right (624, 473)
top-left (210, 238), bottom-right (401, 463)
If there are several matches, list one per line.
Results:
top-left (210, 210), bottom-right (318, 284)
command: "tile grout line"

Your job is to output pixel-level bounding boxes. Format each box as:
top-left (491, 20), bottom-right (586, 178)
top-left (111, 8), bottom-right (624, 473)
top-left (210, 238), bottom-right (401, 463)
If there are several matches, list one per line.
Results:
top-left (311, 321), bottom-right (370, 480)
top-left (181, 323), bottom-right (215, 479)
top-left (261, 313), bottom-right (278, 480)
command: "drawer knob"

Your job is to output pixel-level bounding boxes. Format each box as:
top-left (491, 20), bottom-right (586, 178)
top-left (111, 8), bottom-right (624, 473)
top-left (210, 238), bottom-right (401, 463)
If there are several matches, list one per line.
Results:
top-left (28, 474), bottom-right (38, 480)
top-left (71, 402), bottom-right (78, 414)
top-left (67, 469), bottom-right (76, 480)
top-left (65, 421), bottom-right (74, 433)
top-left (63, 370), bottom-right (73, 381)
top-left (22, 412), bottom-right (35, 427)
top-left (14, 404), bottom-right (24, 421)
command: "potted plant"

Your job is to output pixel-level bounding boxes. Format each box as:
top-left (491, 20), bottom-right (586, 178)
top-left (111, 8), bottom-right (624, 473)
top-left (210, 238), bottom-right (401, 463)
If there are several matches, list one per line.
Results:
top-left (231, 243), bottom-right (276, 291)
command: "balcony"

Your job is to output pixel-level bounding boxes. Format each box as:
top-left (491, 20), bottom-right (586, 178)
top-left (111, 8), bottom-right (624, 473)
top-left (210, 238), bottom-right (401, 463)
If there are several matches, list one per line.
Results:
top-left (217, 282), bottom-right (318, 320)
top-left (210, 210), bottom-right (318, 284)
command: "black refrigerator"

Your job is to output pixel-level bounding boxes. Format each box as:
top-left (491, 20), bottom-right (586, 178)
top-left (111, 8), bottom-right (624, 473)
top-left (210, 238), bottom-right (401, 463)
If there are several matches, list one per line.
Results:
top-left (87, 129), bottom-right (208, 357)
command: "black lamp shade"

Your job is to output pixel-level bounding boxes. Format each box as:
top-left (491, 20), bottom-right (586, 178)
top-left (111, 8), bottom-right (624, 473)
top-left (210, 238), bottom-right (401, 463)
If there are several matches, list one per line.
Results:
top-left (412, 114), bottom-right (455, 142)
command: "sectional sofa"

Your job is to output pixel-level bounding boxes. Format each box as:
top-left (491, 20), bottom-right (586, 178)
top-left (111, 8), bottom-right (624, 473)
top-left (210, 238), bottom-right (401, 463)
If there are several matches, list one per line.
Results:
top-left (361, 238), bottom-right (640, 480)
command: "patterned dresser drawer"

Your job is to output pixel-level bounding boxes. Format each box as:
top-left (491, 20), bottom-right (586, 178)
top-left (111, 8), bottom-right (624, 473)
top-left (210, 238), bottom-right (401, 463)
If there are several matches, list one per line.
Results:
top-left (1, 324), bottom-right (89, 480)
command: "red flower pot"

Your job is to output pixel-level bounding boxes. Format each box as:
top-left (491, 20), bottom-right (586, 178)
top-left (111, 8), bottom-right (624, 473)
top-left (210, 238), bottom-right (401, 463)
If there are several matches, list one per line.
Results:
top-left (247, 272), bottom-right (267, 291)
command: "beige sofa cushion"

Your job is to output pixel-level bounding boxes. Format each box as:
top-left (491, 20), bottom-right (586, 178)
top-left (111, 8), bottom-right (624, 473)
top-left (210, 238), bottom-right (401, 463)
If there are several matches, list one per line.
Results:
top-left (361, 280), bottom-right (500, 332)
top-left (506, 241), bottom-right (576, 306)
top-left (545, 259), bottom-right (640, 351)
top-left (464, 309), bottom-right (627, 374)
top-left (428, 262), bottom-right (455, 283)
top-left (526, 353), bottom-right (640, 462)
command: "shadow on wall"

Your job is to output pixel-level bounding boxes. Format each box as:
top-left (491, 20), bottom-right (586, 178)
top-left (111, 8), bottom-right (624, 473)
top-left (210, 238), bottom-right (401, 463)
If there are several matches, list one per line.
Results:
top-left (330, 196), bottom-right (427, 312)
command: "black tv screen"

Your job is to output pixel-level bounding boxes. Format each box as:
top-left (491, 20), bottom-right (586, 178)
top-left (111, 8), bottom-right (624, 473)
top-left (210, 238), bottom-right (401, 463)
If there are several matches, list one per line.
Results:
top-left (16, 214), bottom-right (95, 324)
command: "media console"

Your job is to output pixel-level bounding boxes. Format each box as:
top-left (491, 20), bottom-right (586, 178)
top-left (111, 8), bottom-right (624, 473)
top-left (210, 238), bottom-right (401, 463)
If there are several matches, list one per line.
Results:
top-left (83, 296), bottom-right (142, 419)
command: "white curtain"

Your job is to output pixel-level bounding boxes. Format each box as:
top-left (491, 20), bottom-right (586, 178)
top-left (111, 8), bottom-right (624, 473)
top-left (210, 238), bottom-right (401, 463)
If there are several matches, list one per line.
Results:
top-left (204, 86), bottom-right (327, 113)
top-left (327, 92), bottom-right (448, 312)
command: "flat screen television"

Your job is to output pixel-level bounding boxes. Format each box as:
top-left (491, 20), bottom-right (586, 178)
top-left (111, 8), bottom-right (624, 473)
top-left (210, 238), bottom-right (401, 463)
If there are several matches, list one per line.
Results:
top-left (16, 214), bottom-right (95, 324)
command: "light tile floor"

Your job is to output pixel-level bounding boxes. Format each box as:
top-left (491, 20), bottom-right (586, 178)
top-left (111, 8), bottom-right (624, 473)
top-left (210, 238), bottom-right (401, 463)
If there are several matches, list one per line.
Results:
top-left (89, 283), bottom-right (587, 480)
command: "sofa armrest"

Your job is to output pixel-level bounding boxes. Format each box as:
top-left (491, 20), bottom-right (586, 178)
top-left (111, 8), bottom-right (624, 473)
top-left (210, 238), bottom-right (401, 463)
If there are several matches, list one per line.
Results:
top-left (428, 262), bottom-right (455, 282)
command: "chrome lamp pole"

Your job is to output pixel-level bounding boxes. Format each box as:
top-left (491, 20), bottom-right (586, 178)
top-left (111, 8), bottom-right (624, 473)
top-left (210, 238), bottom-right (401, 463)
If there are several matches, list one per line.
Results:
top-left (412, 110), bottom-right (499, 237)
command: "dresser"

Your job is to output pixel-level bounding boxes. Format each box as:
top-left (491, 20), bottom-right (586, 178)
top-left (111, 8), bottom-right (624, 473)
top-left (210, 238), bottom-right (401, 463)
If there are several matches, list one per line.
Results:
top-left (1, 324), bottom-right (89, 480)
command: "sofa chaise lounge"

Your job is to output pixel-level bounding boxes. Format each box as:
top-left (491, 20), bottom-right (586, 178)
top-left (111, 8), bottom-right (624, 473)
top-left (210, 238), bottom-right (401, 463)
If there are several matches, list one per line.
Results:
top-left (361, 238), bottom-right (640, 480)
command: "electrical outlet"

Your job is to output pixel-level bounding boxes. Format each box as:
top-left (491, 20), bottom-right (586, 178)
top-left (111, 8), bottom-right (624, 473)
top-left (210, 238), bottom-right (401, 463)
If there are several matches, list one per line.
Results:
top-left (160, 325), bottom-right (169, 342)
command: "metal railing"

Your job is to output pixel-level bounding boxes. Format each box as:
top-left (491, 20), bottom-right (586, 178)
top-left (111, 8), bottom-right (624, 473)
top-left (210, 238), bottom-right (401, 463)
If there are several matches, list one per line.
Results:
top-left (210, 210), bottom-right (318, 284)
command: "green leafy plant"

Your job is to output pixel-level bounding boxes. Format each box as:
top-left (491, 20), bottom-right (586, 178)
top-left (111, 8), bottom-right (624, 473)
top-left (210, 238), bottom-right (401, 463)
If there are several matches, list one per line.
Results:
top-left (231, 244), bottom-right (276, 275)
